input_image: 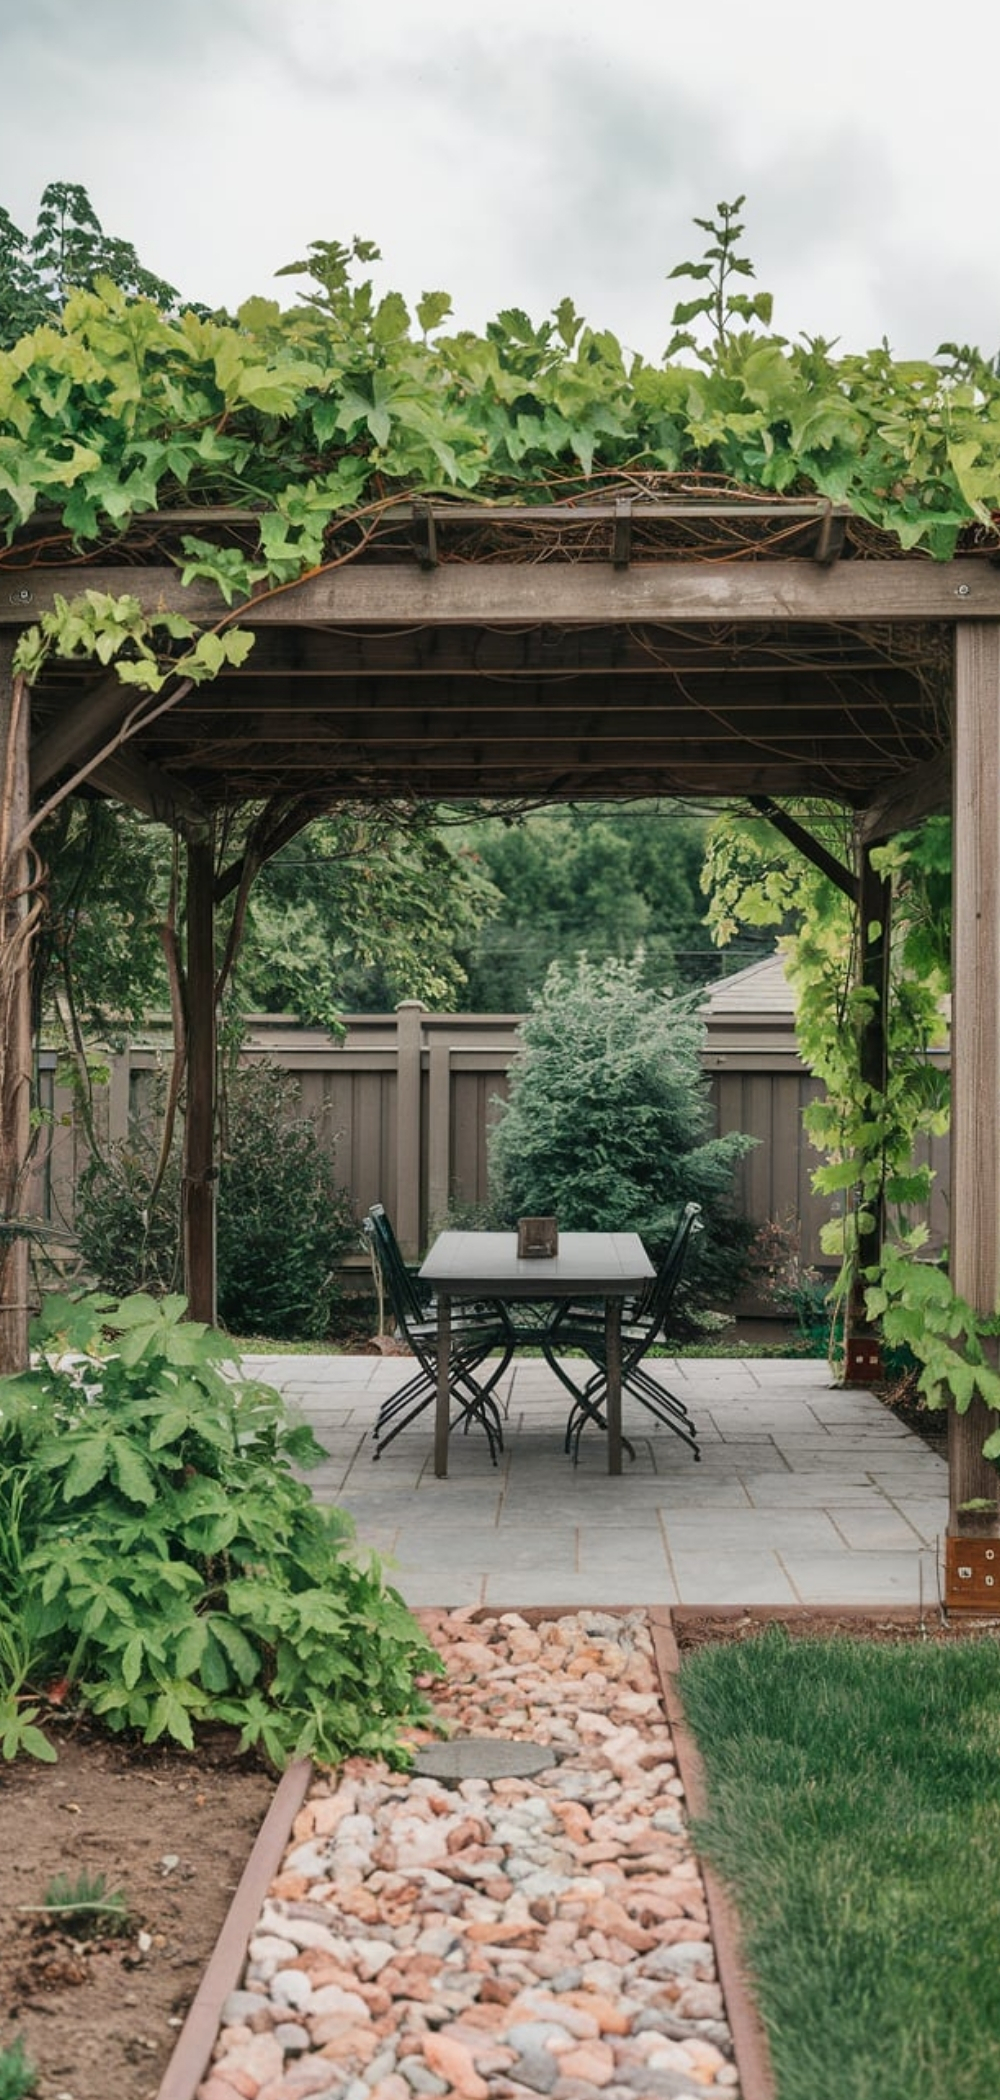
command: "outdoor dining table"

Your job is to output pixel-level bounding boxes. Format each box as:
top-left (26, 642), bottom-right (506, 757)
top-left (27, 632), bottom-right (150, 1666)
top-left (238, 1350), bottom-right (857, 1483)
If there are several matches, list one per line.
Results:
top-left (418, 1229), bottom-right (655, 1478)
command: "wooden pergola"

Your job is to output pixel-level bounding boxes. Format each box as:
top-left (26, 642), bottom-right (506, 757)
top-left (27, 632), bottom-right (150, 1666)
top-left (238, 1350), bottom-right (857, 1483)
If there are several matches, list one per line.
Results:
top-left (2, 495), bottom-right (998, 1591)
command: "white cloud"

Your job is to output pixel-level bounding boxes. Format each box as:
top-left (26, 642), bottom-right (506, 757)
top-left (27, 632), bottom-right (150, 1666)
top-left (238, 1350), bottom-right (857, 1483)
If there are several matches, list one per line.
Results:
top-left (1, 0), bottom-right (998, 359)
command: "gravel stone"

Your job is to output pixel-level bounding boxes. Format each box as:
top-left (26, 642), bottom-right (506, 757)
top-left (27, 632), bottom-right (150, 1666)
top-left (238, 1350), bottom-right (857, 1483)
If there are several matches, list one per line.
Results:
top-left (195, 1611), bottom-right (742, 2100)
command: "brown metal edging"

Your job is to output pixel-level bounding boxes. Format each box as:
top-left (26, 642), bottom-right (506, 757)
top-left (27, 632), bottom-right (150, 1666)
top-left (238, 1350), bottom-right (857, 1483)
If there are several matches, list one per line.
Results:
top-left (648, 1606), bottom-right (777, 2100)
top-left (155, 1755), bottom-right (313, 2100)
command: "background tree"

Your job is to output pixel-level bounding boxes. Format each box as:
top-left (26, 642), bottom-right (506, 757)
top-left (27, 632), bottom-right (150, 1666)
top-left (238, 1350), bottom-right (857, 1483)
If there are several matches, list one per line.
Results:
top-left (231, 808), bottom-right (500, 1024)
top-left (488, 954), bottom-right (755, 1323)
top-left (0, 182), bottom-right (181, 347)
top-left (453, 804), bottom-right (730, 1011)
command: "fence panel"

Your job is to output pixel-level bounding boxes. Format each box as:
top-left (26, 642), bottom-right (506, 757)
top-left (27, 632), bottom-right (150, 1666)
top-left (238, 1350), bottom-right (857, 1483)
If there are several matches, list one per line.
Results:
top-left (33, 997), bottom-right (953, 1307)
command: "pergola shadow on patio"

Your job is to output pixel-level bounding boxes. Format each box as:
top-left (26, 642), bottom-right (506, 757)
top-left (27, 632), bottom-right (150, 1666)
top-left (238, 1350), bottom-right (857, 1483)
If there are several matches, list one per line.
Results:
top-left (247, 1348), bottom-right (947, 1612)
top-left (2, 493), bottom-right (998, 1602)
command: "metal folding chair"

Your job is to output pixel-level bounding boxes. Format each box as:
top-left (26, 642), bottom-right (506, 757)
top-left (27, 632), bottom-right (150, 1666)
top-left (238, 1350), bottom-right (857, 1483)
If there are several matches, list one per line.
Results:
top-left (363, 1205), bottom-right (515, 1463)
top-left (541, 1202), bottom-right (704, 1462)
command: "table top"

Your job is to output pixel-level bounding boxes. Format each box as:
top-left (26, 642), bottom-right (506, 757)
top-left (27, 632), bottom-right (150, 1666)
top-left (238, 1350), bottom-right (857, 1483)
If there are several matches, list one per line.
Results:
top-left (418, 1229), bottom-right (654, 1300)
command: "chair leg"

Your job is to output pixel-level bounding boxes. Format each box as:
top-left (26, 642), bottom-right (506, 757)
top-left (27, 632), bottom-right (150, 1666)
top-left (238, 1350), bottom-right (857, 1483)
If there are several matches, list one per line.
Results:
top-left (372, 1319), bottom-right (511, 1462)
top-left (626, 1365), bottom-right (700, 1459)
top-left (372, 1375), bottom-right (435, 1456)
top-left (565, 1372), bottom-right (637, 1466)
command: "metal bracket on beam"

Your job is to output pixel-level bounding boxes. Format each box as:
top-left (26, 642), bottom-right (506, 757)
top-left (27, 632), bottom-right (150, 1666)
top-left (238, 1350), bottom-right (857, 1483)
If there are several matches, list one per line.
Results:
top-left (411, 500), bottom-right (438, 571)
top-left (814, 504), bottom-right (847, 566)
top-left (612, 498), bottom-right (633, 570)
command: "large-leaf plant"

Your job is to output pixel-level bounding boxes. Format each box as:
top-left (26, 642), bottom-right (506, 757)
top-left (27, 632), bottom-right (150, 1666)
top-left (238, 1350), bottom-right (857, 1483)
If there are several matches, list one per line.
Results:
top-left (0, 1290), bottom-right (441, 1767)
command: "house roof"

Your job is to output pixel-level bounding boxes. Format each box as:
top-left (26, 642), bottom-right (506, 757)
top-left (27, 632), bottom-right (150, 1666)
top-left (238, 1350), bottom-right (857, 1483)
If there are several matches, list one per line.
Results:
top-left (703, 952), bottom-right (795, 1014)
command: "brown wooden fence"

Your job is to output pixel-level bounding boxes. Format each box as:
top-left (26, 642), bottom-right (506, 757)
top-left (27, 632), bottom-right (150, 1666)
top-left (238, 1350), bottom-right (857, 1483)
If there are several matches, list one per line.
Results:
top-left (31, 960), bottom-right (950, 1306)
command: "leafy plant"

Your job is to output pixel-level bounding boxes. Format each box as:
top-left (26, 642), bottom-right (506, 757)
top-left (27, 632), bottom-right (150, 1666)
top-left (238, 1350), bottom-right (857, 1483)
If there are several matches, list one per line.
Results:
top-left (41, 1870), bottom-right (130, 1936)
top-left (866, 1246), bottom-right (1000, 1441)
top-left (74, 1138), bottom-right (182, 1301)
top-left (0, 2039), bottom-right (36, 2100)
top-left (0, 1289), bottom-right (442, 1767)
top-left (748, 1215), bottom-right (831, 1355)
top-left (0, 1458), bottom-right (57, 1762)
top-left (215, 1062), bottom-right (356, 1340)
top-left (74, 1063), bottom-right (357, 1340)
top-left (2, 189), bottom-right (999, 597)
top-left (666, 195), bottom-right (774, 359)
top-left (488, 954), bottom-right (755, 1319)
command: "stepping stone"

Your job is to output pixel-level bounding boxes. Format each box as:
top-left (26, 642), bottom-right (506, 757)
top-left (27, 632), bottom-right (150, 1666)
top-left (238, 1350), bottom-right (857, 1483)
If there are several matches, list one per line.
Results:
top-left (412, 1737), bottom-right (558, 1783)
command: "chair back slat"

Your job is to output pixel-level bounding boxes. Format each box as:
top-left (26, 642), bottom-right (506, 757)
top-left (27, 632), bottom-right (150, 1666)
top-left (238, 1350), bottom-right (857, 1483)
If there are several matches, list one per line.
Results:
top-left (363, 1203), bottom-right (428, 1333)
top-left (631, 1201), bottom-right (702, 1341)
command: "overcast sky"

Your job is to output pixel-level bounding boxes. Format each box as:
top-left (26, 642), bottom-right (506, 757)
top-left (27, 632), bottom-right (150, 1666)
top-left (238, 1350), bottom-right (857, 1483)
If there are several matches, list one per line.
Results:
top-left (2, 0), bottom-right (998, 364)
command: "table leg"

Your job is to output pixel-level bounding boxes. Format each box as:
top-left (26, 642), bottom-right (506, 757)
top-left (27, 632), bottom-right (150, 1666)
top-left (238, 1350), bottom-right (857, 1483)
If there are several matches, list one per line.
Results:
top-left (435, 1291), bottom-right (452, 1478)
top-left (605, 1295), bottom-right (623, 1475)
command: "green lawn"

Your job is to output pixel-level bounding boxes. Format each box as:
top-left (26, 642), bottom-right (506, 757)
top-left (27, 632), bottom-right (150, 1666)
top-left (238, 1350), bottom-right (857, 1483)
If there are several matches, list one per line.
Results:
top-left (677, 1628), bottom-right (1000, 2100)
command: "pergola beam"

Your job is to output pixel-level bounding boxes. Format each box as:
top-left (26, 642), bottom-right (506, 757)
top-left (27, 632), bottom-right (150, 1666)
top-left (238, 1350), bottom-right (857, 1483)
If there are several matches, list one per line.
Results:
top-left (744, 795), bottom-right (858, 900)
top-left (30, 670), bottom-right (138, 790)
top-left (5, 558), bottom-right (1000, 627)
top-left (858, 753), bottom-right (952, 844)
top-left (86, 751), bottom-right (211, 835)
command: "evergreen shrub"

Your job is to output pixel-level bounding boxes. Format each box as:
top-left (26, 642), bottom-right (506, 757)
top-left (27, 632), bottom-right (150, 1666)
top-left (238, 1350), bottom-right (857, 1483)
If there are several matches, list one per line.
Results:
top-left (489, 955), bottom-right (756, 1322)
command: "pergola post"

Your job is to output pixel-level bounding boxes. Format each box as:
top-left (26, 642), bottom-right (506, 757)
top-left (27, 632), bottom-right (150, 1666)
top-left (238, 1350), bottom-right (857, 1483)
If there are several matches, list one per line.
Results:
top-left (949, 623), bottom-right (1000, 1544)
top-left (845, 845), bottom-right (891, 1382)
top-left (395, 999), bottom-right (426, 1259)
top-left (0, 637), bottom-right (32, 1371)
top-left (183, 826), bottom-right (217, 1326)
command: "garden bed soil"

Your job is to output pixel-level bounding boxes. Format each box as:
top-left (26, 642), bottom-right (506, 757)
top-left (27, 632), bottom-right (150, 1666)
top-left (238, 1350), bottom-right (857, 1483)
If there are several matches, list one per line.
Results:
top-left (0, 1722), bottom-right (273, 2100)
top-left (672, 1606), bottom-right (1000, 1652)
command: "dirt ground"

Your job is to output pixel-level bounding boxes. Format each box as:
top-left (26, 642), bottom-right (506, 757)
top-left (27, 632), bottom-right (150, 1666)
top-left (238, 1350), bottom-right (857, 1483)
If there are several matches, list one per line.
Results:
top-left (673, 1607), bottom-right (1000, 1651)
top-left (0, 1722), bottom-right (273, 2100)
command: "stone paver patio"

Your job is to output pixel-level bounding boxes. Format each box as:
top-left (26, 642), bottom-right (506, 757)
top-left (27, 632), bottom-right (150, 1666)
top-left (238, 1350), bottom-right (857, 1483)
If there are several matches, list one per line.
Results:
top-left (242, 1351), bottom-right (948, 1611)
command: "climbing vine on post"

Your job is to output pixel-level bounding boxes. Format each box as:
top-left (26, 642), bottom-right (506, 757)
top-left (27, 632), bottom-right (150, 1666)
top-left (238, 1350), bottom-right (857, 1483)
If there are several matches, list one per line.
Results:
top-left (702, 809), bottom-right (953, 1365)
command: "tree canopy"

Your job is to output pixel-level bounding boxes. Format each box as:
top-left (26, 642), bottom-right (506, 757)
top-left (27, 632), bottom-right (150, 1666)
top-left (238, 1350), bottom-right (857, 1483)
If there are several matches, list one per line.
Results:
top-left (454, 803), bottom-right (735, 1011)
top-left (0, 182), bottom-right (182, 351)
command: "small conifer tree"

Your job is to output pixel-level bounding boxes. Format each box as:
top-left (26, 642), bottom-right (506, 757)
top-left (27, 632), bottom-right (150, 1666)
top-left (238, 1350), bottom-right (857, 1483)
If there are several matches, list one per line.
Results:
top-left (489, 956), bottom-right (755, 1321)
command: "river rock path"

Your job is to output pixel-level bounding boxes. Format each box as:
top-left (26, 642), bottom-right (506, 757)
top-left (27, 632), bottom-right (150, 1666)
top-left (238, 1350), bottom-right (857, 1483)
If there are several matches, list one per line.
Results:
top-left (197, 1608), bottom-right (741, 2100)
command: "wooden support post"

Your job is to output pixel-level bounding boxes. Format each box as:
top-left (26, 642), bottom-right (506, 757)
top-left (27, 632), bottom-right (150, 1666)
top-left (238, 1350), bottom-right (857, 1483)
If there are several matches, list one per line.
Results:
top-left (427, 1038), bottom-right (452, 1237)
top-left (0, 638), bottom-right (32, 1371)
top-left (949, 623), bottom-right (1000, 1545)
top-left (183, 829), bottom-right (217, 1326)
top-left (845, 844), bottom-right (891, 1383)
top-left (395, 1000), bottom-right (425, 1260)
